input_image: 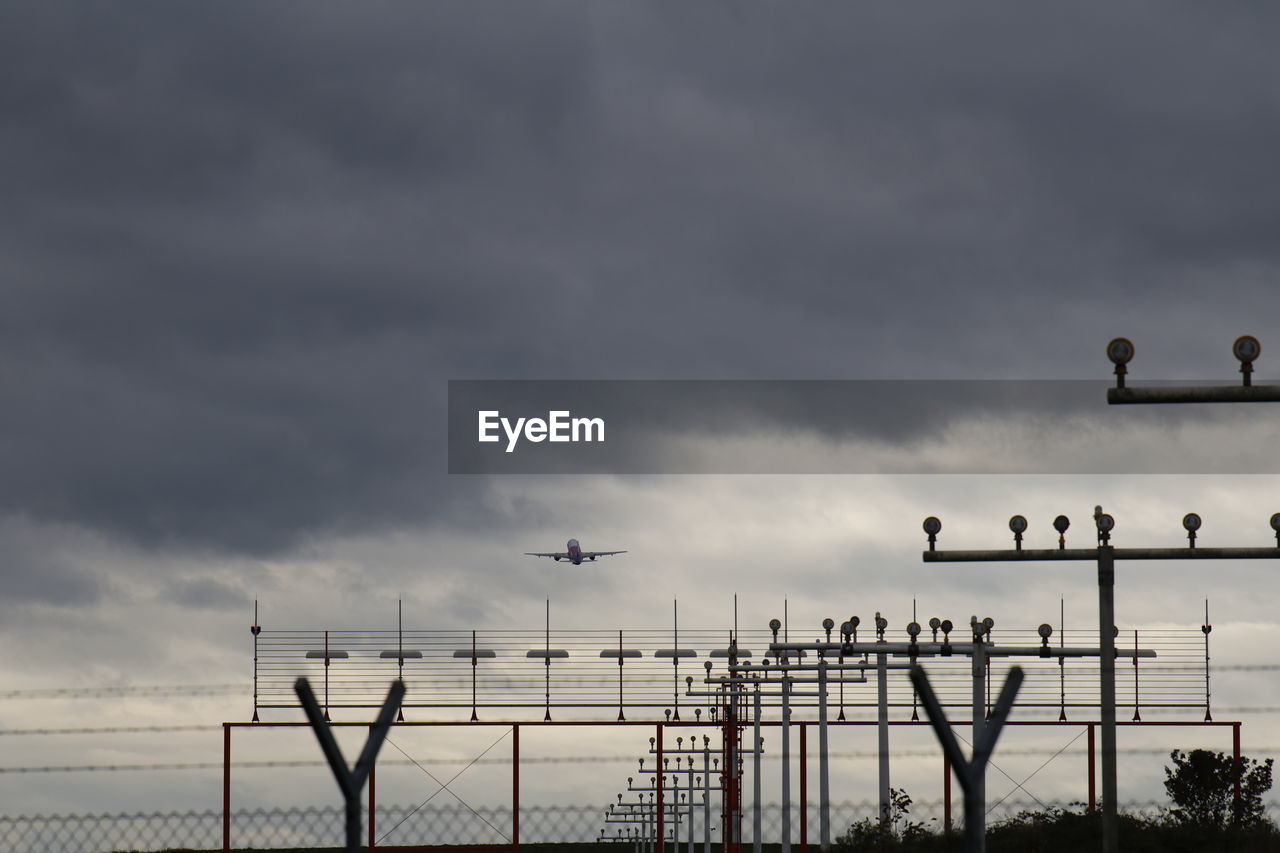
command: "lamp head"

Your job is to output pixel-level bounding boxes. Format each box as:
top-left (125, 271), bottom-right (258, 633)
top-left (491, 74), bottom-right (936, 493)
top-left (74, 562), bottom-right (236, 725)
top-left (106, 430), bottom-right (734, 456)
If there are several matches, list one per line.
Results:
top-left (1106, 337), bottom-right (1135, 365)
top-left (1234, 335), bottom-right (1261, 363)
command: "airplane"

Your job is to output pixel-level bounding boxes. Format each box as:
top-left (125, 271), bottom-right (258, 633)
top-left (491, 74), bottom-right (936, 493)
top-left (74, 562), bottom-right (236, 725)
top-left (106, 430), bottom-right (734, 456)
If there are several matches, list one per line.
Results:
top-left (525, 539), bottom-right (627, 565)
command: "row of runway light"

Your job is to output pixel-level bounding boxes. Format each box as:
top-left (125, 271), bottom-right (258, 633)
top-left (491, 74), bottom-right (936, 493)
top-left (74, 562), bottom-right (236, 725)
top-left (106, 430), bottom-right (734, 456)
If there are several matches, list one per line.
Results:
top-left (593, 612), bottom-right (1141, 853)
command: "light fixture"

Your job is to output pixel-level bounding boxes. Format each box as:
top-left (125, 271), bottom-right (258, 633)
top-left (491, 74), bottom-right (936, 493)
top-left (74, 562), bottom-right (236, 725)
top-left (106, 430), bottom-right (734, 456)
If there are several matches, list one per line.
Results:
top-left (1053, 515), bottom-right (1070, 550)
top-left (1009, 515), bottom-right (1027, 549)
top-left (1234, 335), bottom-right (1261, 387)
top-left (1182, 513), bottom-right (1201, 548)
top-left (923, 516), bottom-right (941, 551)
top-left (1107, 338), bottom-right (1135, 388)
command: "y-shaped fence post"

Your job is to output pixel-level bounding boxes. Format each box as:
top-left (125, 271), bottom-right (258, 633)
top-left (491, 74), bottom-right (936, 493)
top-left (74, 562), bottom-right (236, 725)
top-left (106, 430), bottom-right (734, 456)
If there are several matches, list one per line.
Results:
top-left (909, 665), bottom-right (1023, 853)
top-left (296, 677), bottom-right (405, 852)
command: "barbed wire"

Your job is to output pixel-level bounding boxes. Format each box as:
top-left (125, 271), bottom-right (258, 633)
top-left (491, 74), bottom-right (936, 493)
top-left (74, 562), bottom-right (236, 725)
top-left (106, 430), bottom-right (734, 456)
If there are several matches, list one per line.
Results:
top-left (0, 684), bottom-right (245, 700)
top-left (0, 665), bottom-right (1269, 703)
top-left (0, 725), bottom-right (220, 736)
top-left (7, 744), bottom-right (1280, 775)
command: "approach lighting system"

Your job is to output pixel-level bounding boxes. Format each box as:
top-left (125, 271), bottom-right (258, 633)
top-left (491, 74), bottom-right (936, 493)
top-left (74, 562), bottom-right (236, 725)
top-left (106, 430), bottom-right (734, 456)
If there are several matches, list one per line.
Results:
top-left (1053, 515), bottom-right (1070, 549)
top-left (1234, 335), bottom-right (1261, 386)
top-left (1106, 338), bottom-right (1135, 365)
top-left (923, 516), bottom-right (941, 551)
top-left (1233, 335), bottom-right (1261, 362)
top-left (1182, 513), bottom-right (1202, 548)
top-left (1009, 515), bottom-right (1027, 549)
top-left (1038, 623), bottom-right (1053, 657)
top-left (1096, 512), bottom-right (1115, 543)
top-left (1107, 337), bottom-right (1135, 387)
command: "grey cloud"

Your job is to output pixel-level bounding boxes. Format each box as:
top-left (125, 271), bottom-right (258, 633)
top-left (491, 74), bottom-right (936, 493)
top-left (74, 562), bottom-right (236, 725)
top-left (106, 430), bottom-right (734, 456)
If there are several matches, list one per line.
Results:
top-left (2, 2), bottom-right (1279, 558)
top-left (159, 576), bottom-right (251, 610)
top-left (0, 518), bottom-right (105, 606)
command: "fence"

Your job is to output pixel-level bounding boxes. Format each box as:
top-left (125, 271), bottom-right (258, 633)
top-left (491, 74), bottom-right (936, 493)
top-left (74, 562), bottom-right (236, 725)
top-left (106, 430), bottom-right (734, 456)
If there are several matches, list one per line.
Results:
top-left (7, 801), bottom-right (1280, 853)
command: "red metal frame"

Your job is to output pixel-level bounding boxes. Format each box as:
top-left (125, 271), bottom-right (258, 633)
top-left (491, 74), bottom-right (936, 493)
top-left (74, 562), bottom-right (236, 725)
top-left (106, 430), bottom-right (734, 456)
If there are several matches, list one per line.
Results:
top-left (221, 717), bottom-right (1244, 853)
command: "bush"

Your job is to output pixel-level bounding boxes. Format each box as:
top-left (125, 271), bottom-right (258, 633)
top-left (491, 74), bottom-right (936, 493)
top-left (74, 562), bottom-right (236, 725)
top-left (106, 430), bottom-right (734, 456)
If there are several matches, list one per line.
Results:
top-left (1164, 748), bottom-right (1274, 829)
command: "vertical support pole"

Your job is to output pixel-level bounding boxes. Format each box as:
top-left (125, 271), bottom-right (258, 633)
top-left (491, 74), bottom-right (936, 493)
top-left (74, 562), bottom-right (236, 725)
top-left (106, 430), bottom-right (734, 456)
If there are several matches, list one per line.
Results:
top-left (942, 750), bottom-right (952, 833)
top-left (251, 601), bottom-right (260, 723)
top-left (324, 630), bottom-right (331, 721)
top-left (877, 650), bottom-right (890, 829)
top-left (799, 723), bottom-right (808, 853)
top-left (722, 700), bottom-right (731, 853)
top-left (513, 724), bottom-right (520, 853)
top-left (704, 746), bottom-right (712, 853)
top-left (1097, 546), bottom-right (1118, 853)
top-left (753, 685), bottom-right (762, 853)
top-left (223, 723), bottom-right (231, 853)
top-left (782, 677), bottom-right (791, 853)
top-left (688, 786), bottom-right (695, 853)
top-left (970, 625), bottom-right (986, 843)
top-left (1087, 723), bottom-right (1096, 813)
top-left (368, 746), bottom-right (377, 853)
top-left (818, 661), bottom-right (830, 852)
top-left (1233, 722), bottom-right (1243, 818)
top-left (657, 723), bottom-right (665, 853)
top-left (471, 630), bottom-right (479, 722)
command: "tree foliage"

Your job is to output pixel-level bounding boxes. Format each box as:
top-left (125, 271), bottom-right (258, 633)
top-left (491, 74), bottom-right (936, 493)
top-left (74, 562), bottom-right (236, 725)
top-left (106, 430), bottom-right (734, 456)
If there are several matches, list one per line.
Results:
top-left (1164, 748), bottom-right (1274, 829)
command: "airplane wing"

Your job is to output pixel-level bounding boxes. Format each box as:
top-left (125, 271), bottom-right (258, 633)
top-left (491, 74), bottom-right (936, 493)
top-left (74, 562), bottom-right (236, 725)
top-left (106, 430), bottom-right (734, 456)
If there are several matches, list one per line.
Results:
top-left (581, 550), bottom-right (627, 558)
top-left (525, 552), bottom-right (569, 559)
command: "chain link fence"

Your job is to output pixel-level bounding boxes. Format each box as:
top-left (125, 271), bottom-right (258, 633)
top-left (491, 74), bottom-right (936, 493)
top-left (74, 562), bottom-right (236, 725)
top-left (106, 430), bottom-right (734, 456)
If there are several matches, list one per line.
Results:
top-left (9, 800), bottom-right (1280, 853)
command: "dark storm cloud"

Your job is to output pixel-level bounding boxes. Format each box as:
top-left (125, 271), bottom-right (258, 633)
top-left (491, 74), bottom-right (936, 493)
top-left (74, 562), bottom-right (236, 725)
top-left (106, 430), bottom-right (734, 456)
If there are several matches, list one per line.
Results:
top-left (2, 3), bottom-right (1279, 554)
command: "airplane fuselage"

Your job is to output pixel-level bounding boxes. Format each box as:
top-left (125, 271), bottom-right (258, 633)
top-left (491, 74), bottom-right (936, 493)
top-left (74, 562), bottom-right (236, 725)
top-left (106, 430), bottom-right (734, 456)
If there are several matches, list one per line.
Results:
top-left (527, 538), bottom-right (623, 564)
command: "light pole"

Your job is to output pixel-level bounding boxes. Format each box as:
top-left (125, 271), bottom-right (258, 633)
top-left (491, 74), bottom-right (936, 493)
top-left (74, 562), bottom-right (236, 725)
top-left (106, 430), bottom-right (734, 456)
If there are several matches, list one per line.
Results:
top-left (767, 616), bottom-right (1147, 847)
top-left (922, 510), bottom-right (1280, 853)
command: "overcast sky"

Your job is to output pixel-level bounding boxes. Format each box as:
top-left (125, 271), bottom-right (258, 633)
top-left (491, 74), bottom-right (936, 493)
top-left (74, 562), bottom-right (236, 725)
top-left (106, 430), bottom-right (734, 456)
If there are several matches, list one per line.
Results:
top-left (3, 1), bottom-right (1280, 837)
